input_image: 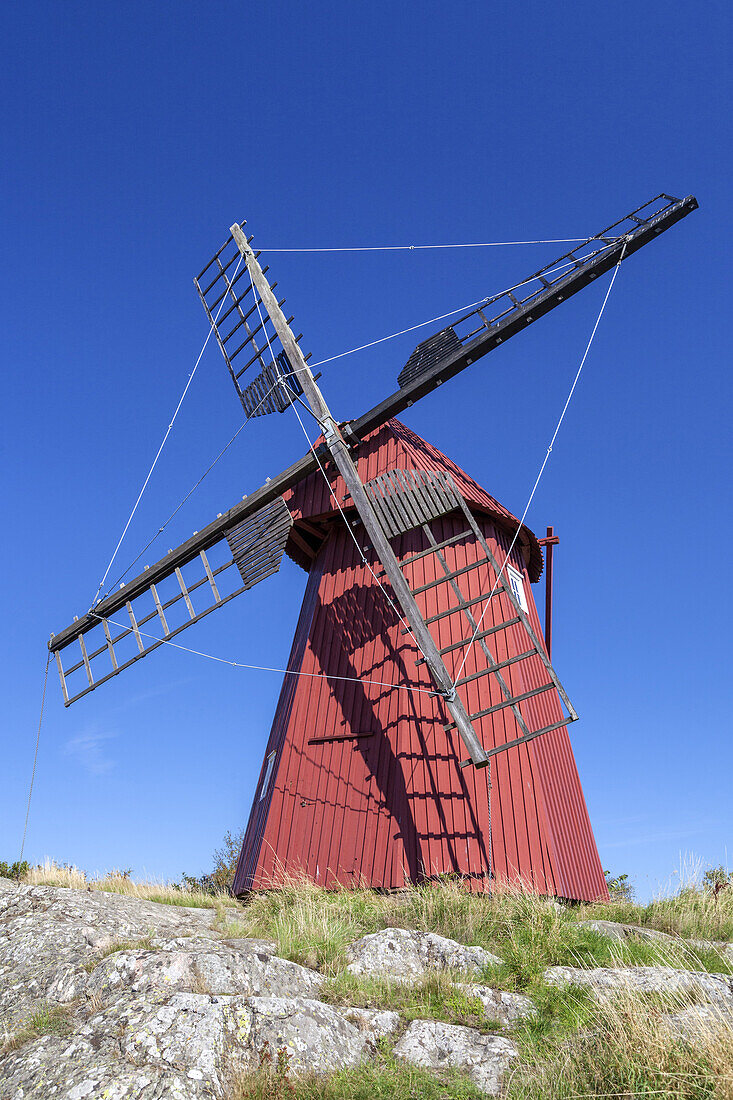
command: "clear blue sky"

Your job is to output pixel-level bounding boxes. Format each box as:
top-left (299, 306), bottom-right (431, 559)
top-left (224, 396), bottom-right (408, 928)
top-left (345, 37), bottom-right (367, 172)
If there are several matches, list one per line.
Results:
top-left (2, 2), bottom-right (730, 901)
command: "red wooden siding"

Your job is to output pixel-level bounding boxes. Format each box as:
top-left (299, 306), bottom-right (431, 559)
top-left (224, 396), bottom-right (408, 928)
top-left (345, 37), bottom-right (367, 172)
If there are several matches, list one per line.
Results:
top-left (233, 420), bottom-right (607, 902)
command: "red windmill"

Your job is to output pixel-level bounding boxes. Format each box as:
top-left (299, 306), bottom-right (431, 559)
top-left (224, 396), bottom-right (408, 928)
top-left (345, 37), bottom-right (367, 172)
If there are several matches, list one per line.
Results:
top-left (49, 195), bottom-right (698, 902)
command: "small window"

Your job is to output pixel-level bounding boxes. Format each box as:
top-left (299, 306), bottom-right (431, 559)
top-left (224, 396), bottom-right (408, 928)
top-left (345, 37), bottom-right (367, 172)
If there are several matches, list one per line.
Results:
top-left (506, 565), bottom-right (528, 613)
top-left (259, 751), bottom-right (276, 802)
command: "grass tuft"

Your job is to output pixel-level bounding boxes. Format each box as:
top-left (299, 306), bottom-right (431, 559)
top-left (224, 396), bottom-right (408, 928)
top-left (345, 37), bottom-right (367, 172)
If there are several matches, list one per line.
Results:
top-left (235, 875), bottom-right (732, 985)
top-left (226, 1042), bottom-right (484, 1099)
top-left (321, 970), bottom-right (499, 1032)
top-left (580, 856), bottom-right (733, 943)
top-left (0, 1003), bottom-right (76, 1055)
top-left (21, 858), bottom-right (240, 909)
top-left (506, 987), bottom-right (733, 1099)
top-left (82, 935), bottom-right (155, 972)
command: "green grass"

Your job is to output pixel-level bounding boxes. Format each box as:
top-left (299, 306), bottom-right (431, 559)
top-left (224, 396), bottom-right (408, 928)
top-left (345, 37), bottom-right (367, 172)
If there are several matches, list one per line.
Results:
top-left (231, 878), bottom-right (574, 974)
top-left (12, 866), bottom-right (733, 1098)
top-left (82, 935), bottom-right (155, 972)
top-left (227, 1042), bottom-right (485, 1100)
top-left (231, 877), bottom-right (732, 987)
top-left (1, 1004), bottom-right (75, 1055)
top-left (226, 994), bottom-right (733, 1100)
top-left (321, 971), bottom-right (500, 1032)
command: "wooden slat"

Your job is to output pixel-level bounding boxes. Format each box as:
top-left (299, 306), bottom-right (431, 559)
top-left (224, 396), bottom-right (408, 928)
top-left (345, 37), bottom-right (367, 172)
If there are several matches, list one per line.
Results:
top-left (410, 556), bottom-right (490, 596)
top-left (388, 472), bottom-right (422, 531)
top-left (455, 650), bottom-right (536, 688)
top-left (175, 568), bottom-right (196, 619)
top-left (308, 731), bottom-right (375, 745)
top-left (78, 635), bottom-right (94, 687)
top-left (54, 197), bottom-right (698, 659)
top-left (460, 718), bottom-right (578, 767)
top-left (102, 618), bottom-right (118, 671)
top-left (50, 484), bottom-right (308, 653)
top-left (350, 196), bottom-right (698, 441)
top-left (200, 550), bottom-right (221, 603)
top-left (401, 588), bottom-right (502, 632)
top-left (444, 684), bottom-right (555, 731)
top-left (416, 516), bottom-right (536, 747)
top-left (66, 560), bottom-right (238, 676)
top-left (364, 468), bottom-right (461, 539)
top-left (392, 528), bottom-right (473, 572)
top-left (60, 582), bottom-right (251, 707)
top-left (54, 649), bottom-right (69, 705)
top-left (416, 618), bottom-right (522, 662)
top-left (150, 583), bottom-right (170, 634)
top-left (126, 601), bottom-right (145, 654)
top-left (455, 495), bottom-right (578, 720)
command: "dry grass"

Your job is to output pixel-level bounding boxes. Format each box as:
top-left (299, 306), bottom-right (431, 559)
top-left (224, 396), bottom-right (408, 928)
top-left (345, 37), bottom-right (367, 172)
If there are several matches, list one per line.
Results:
top-left (583, 889), bottom-right (733, 944)
top-left (581, 856), bottom-right (733, 943)
top-left (227, 873), bottom-right (573, 975)
top-left (226, 873), bottom-right (732, 983)
top-left (507, 987), bottom-right (733, 1099)
top-left (6, 862), bottom-right (733, 1098)
top-left (22, 859), bottom-right (240, 909)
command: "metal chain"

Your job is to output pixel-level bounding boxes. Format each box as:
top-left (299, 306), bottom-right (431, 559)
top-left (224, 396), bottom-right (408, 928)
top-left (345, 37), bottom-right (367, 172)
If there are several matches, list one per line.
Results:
top-left (486, 759), bottom-right (492, 897)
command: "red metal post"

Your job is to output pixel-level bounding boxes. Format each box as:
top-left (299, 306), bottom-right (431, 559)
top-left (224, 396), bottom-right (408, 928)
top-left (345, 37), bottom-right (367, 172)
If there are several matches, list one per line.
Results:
top-left (537, 526), bottom-right (559, 659)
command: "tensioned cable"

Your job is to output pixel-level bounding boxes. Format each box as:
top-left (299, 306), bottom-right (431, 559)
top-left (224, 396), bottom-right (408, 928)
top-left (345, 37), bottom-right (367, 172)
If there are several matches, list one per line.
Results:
top-left (90, 612), bottom-right (435, 697)
top-left (97, 241), bottom-right (616, 596)
top-left (244, 266), bottom-right (429, 663)
top-left (89, 254), bottom-right (244, 610)
top-left (20, 653), bottom-right (51, 863)
top-left (289, 391), bottom-right (427, 659)
top-left (106, 372), bottom-right (286, 593)
top-left (453, 239), bottom-right (630, 684)
top-left (262, 237), bottom-right (621, 253)
top-left (307, 246), bottom-right (617, 369)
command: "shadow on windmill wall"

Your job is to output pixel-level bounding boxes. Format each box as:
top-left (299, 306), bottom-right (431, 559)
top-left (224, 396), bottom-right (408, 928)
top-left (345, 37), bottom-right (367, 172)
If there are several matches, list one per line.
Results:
top-left (314, 577), bottom-right (491, 885)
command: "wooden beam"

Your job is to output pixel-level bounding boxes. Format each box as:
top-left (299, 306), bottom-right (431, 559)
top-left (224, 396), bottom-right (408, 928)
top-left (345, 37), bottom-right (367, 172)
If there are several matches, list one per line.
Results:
top-left (349, 196), bottom-right (698, 440)
top-left (51, 195), bottom-right (697, 658)
top-left (289, 528), bottom-right (319, 560)
top-left (231, 223), bottom-right (490, 769)
top-left (49, 451), bottom-right (318, 652)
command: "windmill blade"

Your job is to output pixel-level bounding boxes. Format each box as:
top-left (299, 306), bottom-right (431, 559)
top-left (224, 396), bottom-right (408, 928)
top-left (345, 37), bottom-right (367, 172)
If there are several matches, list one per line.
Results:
top-left (194, 227), bottom-right (310, 416)
top-left (351, 193), bottom-right (698, 438)
top-left (49, 498), bottom-right (292, 706)
top-left (49, 195), bottom-right (697, 705)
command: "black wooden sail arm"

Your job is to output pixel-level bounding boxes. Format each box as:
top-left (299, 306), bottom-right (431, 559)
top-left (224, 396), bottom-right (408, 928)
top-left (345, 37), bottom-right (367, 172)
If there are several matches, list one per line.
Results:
top-left (350, 193), bottom-right (698, 437)
top-left (49, 191), bottom-right (697, 710)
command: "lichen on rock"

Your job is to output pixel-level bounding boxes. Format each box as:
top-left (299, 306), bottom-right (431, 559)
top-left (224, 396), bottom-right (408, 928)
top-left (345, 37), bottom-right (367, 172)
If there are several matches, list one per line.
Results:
top-left (345, 927), bottom-right (501, 980)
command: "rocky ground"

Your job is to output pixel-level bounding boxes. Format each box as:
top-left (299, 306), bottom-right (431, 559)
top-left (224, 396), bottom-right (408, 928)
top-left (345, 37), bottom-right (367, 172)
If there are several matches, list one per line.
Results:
top-left (1, 877), bottom-right (731, 1098)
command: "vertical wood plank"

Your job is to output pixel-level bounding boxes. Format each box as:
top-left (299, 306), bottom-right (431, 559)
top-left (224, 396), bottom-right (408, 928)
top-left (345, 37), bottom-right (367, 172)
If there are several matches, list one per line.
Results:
top-left (102, 618), bottom-right (119, 670)
top-left (126, 601), bottom-right (145, 654)
top-left (150, 584), bottom-right (170, 635)
top-left (175, 568), bottom-right (196, 619)
top-left (78, 634), bottom-right (94, 687)
top-left (54, 649), bottom-right (70, 705)
top-left (200, 550), bottom-right (222, 603)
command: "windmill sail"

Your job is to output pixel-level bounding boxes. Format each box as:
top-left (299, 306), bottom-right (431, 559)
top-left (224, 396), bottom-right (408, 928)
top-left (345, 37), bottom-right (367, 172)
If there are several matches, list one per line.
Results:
top-left (49, 497), bottom-right (292, 706)
top-left (46, 191), bottom-right (699, 900)
top-left (194, 227), bottom-right (307, 416)
top-left (49, 192), bottom-right (697, 713)
top-left (354, 193), bottom-right (698, 436)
